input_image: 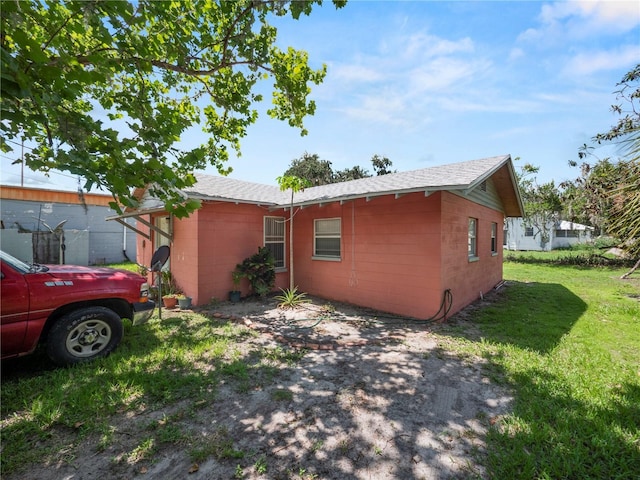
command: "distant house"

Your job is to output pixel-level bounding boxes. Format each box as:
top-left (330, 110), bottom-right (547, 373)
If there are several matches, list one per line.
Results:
top-left (503, 217), bottom-right (594, 251)
top-left (0, 185), bottom-right (136, 265)
top-left (114, 155), bottom-right (524, 320)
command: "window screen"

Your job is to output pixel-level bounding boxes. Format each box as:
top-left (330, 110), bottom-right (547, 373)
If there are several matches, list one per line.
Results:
top-left (468, 218), bottom-right (477, 257)
top-left (264, 217), bottom-right (285, 268)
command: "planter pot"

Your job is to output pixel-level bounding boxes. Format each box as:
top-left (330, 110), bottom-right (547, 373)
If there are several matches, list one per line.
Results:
top-left (178, 297), bottom-right (192, 309)
top-left (162, 296), bottom-right (178, 309)
top-left (229, 290), bottom-right (241, 303)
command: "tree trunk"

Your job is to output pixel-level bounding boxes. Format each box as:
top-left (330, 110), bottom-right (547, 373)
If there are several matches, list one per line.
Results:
top-left (289, 191), bottom-right (294, 290)
top-left (621, 258), bottom-right (640, 279)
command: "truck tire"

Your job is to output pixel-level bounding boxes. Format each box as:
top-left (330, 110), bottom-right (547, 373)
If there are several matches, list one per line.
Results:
top-left (46, 307), bottom-right (124, 366)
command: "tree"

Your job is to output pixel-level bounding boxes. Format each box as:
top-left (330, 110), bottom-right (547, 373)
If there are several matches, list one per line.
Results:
top-left (282, 152), bottom-right (394, 185)
top-left (371, 154), bottom-right (395, 175)
top-left (581, 64), bottom-right (640, 276)
top-left (515, 161), bottom-right (563, 248)
top-left (1, 0), bottom-right (346, 217)
top-left (334, 165), bottom-right (370, 182)
top-left (282, 152), bottom-right (334, 186)
top-left (276, 175), bottom-right (311, 290)
top-left (561, 158), bottom-right (622, 235)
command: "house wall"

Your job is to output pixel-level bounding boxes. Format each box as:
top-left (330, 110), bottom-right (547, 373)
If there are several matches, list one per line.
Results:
top-left (136, 202), bottom-right (289, 306)
top-left (289, 193), bottom-right (445, 319)
top-left (440, 192), bottom-right (504, 315)
top-left (504, 218), bottom-right (549, 251)
top-left (504, 218), bottom-right (593, 251)
top-left (552, 230), bottom-right (592, 249)
top-left (134, 191), bottom-right (506, 318)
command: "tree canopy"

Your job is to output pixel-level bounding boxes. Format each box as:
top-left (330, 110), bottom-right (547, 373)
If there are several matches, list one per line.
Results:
top-left (571, 65), bottom-right (640, 261)
top-left (513, 161), bottom-right (562, 247)
top-left (1, 0), bottom-right (345, 217)
top-left (282, 152), bottom-right (394, 185)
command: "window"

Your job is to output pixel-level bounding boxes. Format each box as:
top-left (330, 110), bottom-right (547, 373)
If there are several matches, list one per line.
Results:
top-left (264, 216), bottom-right (285, 269)
top-left (491, 222), bottom-right (498, 254)
top-left (524, 226), bottom-right (534, 237)
top-left (314, 218), bottom-right (341, 259)
top-left (468, 218), bottom-right (477, 258)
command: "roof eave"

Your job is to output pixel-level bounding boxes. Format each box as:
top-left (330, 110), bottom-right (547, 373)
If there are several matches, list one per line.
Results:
top-left (284, 185), bottom-right (467, 208)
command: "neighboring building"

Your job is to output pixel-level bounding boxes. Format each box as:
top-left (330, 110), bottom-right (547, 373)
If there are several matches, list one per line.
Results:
top-left (0, 185), bottom-right (136, 265)
top-left (114, 155), bottom-right (524, 320)
top-left (503, 218), bottom-right (594, 251)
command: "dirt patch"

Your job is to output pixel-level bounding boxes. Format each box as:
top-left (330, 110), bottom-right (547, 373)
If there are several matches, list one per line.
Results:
top-left (6, 294), bottom-right (513, 480)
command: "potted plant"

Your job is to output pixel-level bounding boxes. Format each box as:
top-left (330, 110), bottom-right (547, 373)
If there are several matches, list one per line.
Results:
top-left (177, 294), bottom-right (192, 309)
top-left (162, 293), bottom-right (178, 309)
top-left (160, 271), bottom-right (181, 308)
top-left (229, 270), bottom-right (242, 303)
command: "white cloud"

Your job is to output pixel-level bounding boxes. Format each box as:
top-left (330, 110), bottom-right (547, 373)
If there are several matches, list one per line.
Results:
top-left (328, 31), bottom-right (489, 126)
top-left (509, 48), bottom-right (525, 61)
top-left (407, 58), bottom-right (483, 93)
top-left (338, 93), bottom-right (411, 126)
top-left (562, 44), bottom-right (640, 76)
top-left (521, 0), bottom-right (640, 43)
top-left (542, 1), bottom-right (640, 30)
top-left (401, 33), bottom-right (475, 60)
top-left (333, 64), bottom-right (385, 83)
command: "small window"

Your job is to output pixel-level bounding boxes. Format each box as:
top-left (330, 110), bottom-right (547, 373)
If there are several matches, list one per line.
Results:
top-left (524, 227), bottom-right (534, 237)
top-left (314, 218), bottom-right (341, 259)
top-left (491, 222), bottom-right (498, 254)
top-left (264, 216), bottom-right (285, 269)
top-left (468, 218), bottom-right (477, 258)
top-left (503, 229), bottom-right (508, 246)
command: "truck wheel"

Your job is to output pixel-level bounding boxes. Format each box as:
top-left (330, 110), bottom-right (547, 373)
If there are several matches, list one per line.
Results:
top-left (46, 307), bottom-right (124, 366)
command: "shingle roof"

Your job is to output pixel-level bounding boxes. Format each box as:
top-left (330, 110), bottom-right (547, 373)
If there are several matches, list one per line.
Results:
top-left (292, 154), bottom-right (511, 204)
top-left (185, 174), bottom-right (286, 205)
top-left (183, 155), bottom-right (522, 214)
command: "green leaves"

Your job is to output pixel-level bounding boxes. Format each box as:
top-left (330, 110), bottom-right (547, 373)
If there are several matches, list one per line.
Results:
top-left (1, 0), bottom-right (346, 216)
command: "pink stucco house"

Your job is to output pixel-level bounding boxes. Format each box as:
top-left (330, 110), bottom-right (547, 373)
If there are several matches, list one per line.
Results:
top-left (114, 155), bottom-right (523, 320)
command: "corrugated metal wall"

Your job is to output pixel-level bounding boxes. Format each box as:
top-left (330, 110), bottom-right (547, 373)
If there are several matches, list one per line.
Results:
top-left (0, 198), bottom-right (135, 265)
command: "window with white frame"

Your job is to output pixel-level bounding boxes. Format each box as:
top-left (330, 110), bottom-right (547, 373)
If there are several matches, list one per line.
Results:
top-left (314, 218), bottom-right (341, 259)
top-left (491, 222), bottom-right (498, 254)
top-left (524, 226), bottom-right (534, 237)
top-left (468, 218), bottom-right (477, 258)
top-left (264, 216), bottom-right (285, 269)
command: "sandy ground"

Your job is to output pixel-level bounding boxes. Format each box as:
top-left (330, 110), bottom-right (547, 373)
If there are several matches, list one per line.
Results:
top-left (6, 293), bottom-right (513, 480)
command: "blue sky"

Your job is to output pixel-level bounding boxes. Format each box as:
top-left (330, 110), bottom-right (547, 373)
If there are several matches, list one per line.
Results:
top-left (2, 0), bottom-right (639, 192)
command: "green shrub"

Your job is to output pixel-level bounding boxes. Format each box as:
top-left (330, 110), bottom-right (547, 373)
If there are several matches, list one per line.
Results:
top-left (234, 247), bottom-right (275, 298)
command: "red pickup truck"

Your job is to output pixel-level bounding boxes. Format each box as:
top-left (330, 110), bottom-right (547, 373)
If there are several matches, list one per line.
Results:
top-left (1, 250), bottom-right (155, 365)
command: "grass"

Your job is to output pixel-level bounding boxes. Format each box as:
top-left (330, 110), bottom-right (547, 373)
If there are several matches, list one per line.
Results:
top-left (438, 250), bottom-right (640, 479)
top-left (2, 251), bottom-right (639, 478)
top-left (0, 313), bottom-right (304, 475)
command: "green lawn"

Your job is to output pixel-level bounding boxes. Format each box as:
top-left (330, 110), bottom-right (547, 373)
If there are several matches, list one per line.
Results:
top-left (443, 252), bottom-right (640, 479)
top-left (1, 254), bottom-right (638, 478)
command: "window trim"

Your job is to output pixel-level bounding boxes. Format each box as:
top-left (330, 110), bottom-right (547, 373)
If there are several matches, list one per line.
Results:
top-left (313, 217), bottom-right (341, 260)
top-left (468, 217), bottom-right (478, 261)
top-left (491, 222), bottom-right (498, 255)
top-left (264, 216), bottom-right (286, 270)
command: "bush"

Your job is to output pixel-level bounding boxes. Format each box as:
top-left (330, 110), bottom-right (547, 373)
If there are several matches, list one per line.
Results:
top-left (234, 247), bottom-right (276, 298)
